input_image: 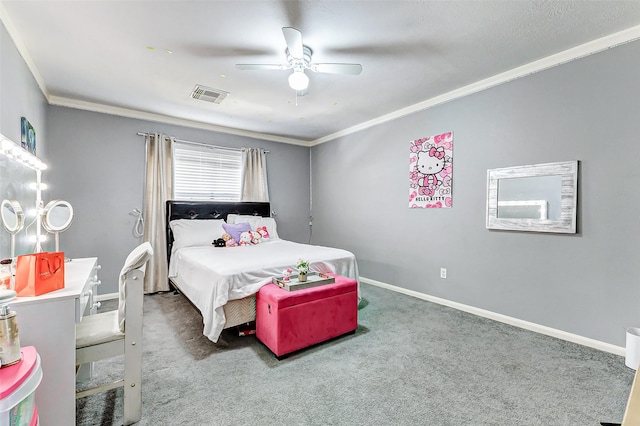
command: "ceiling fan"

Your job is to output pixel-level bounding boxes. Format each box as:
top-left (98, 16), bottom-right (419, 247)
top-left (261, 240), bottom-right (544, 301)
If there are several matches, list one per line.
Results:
top-left (236, 27), bottom-right (363, 95)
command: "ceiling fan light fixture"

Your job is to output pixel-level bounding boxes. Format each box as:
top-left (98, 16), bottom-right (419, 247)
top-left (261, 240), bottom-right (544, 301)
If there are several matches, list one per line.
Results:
top-left (288, 70), bottom-right (309, 91)
top-left (236, 27), bottom-right (362, 95)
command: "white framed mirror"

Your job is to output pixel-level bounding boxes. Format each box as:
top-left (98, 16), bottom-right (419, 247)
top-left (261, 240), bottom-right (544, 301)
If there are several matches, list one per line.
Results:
top-left (1, 199), bottom-right (25, 259)
top-left (42, 200), bottom-right (74, 251)
top-left (486, 160), bottom-right (578, 233)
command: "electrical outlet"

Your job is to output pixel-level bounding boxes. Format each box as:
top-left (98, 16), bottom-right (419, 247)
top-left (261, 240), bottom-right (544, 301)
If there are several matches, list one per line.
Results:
top-left (440, 268), bottom-right (447, 279)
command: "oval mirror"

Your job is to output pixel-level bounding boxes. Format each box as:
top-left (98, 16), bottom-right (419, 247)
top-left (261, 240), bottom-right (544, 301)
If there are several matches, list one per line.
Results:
top-left (42, 200), bottom-right (74, 232)
top-left (1, 199), bottom-right (25, 235)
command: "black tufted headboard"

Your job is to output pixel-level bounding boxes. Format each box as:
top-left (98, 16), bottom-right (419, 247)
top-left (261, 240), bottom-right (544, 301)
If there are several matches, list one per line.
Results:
top-left (165, 200), bottom-right (271, 265)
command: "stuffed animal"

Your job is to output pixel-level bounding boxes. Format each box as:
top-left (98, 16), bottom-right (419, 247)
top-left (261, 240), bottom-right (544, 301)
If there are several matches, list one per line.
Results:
top-left (239, 231), bottom-right (252, 246)
top-left (282, 268), bottom-right (293, 282)
top-left (256, 226), bottom-right (270, 239)
top-left (249, 230), bottom-right (262, 245)
top-left (220, 233), bottom-right (237, 247)
top-left (213, 238), bottom-right (226, 247)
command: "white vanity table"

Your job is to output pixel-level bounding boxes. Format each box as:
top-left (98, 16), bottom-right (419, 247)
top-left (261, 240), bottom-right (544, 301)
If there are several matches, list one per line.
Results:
top-left (10, 257), bottom-right (100, 426)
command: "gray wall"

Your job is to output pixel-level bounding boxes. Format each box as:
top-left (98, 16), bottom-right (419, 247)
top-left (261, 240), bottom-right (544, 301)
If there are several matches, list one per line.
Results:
top-left (45, 106), bottom-right (311, 294)
top-left (311, 40), bottom-right (640, 347)
top-left (0, 21), bottom-right (48, 259)
top-left (0, 21), bottom-right (47, 155)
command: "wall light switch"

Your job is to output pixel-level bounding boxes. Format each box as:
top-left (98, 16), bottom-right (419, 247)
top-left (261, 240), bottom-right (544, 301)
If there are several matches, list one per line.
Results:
top-left (440, 268), bottom-right (447, 279)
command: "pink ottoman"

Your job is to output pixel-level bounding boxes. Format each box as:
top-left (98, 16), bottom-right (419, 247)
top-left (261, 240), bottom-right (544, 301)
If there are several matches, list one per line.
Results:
top-left (256, 273), bottom-right (358, 358)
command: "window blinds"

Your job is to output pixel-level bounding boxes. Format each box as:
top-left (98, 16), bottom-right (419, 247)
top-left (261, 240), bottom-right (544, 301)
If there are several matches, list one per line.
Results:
top-left (172, 142), bottom-right (242, 201)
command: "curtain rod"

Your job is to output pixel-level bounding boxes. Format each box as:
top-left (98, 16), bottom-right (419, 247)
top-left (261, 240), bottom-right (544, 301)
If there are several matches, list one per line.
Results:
top-left (136, 132), bottom-right (269, 153)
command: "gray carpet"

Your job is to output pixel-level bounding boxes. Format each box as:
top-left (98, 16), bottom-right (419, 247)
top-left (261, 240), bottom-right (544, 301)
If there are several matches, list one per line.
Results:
top-left (76, 284), bottom-right (633, 425)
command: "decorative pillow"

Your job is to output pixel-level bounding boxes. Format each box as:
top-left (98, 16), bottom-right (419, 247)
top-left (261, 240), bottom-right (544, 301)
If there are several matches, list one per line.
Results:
top-left (259, 217), bottom-right (279, 239)
top-left (222, 222), bottom-right (252, 244)
top-left (170, 219), bottom-right (226, 254)
top-left (230, 215), bottom-right (280, 239)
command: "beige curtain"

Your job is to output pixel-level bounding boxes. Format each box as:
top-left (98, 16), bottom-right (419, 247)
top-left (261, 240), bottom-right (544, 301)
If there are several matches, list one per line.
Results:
top-left (241, 147), bottom-right (269, 202)
top-left (142, 133), bottom-right (173, 293)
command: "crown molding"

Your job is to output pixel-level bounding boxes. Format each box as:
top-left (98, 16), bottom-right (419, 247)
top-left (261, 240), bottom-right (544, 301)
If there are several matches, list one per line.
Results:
top-left (4, 3), bottom-right (639, 149)
top-left (310, 24), bottom-right (640, 146)
top-left (0, 2), bottom-right (50, 101)
top-left (2, 2), bottom-right (310, 147)
top-left (49, 96), bottom-right (311, 147)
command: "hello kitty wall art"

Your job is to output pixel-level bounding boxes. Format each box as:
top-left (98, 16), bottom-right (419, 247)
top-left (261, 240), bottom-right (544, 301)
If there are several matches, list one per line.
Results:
top-left (409, 132), bottom-right (453, 209)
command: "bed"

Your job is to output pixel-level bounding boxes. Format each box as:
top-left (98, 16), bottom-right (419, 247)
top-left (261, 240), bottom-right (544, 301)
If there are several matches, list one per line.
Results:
top-left (165, 200), bottom-right (359, 343)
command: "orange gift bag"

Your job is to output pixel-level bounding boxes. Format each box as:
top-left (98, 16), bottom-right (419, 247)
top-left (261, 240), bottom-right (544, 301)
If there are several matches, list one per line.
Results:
top-left (15, 252), bottom-right (65, 296)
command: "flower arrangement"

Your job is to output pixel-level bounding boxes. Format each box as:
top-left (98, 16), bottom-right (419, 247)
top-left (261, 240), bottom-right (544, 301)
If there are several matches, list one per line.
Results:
top-left (296, 259), bottom-right (310, 281)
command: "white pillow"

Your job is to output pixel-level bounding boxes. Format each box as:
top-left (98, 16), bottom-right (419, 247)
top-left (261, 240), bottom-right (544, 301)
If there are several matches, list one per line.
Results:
top-left (169, 219), bottom-right (226, 253)
top-left (225, 214), bottom-right (240, 225)
top-left (228, 215), bottom-right (279, 239)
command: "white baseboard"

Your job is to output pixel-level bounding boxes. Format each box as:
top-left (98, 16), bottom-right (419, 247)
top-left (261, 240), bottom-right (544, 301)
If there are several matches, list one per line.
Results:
top-left (96, 292), bottom-right (118, 302)
top-left (359, 276), bottom-right (626, 357)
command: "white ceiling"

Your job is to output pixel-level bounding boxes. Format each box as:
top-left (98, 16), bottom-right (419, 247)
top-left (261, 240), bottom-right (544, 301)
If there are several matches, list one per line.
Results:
top-left (2, 1), bottom-right (640, 145)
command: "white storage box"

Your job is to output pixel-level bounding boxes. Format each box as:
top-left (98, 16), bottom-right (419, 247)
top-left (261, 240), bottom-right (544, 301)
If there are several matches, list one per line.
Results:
top-left (0, 346), bottom-right (42, 426)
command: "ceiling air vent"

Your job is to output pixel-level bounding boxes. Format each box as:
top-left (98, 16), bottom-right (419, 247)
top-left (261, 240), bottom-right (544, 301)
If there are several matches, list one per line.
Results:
top-left (190, 85), bottom-right (229, 104)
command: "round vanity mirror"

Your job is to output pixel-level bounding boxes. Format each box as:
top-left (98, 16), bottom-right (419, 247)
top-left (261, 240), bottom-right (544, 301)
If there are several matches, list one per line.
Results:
top-left (1, 199), bottom-right (24, 235)
top-left (42, 200), bottom-right (73, 252)
top-left (1, 199), bottom-right (25, 260)
top-left (42, 200), bottom-right (74, 233)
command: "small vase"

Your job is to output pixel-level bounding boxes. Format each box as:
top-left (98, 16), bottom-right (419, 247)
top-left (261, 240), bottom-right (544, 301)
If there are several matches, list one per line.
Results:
top-left (298, 273), bottom-right (307, 282)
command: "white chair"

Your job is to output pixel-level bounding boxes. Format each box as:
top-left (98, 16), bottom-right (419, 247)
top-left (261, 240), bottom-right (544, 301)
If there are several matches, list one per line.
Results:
top-left (76, 242), bottom-right (153, 425)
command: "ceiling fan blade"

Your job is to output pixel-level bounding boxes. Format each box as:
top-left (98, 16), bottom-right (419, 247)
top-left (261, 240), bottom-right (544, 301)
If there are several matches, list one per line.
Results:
top-left (311, 63), bottom-right (363, 75)
top-left (282, 27), bottom-right (304, 59)
top-left (236, 64), bottom-right (288, 71)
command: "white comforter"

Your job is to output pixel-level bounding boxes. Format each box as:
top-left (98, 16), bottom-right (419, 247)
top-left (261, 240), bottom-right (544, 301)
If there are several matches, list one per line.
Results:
top-left (168, 239), bottom-right (359, 342)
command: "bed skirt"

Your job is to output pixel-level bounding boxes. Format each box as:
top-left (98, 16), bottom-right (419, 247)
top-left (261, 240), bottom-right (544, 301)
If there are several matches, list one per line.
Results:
top-left (222, 295), bottom-right (256, 328)
top-left (170, 277), bottom-right (256, 330)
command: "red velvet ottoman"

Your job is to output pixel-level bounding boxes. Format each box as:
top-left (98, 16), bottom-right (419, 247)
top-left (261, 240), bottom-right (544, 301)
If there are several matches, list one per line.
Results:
top-left (256, 273), bottom-right (358, 358)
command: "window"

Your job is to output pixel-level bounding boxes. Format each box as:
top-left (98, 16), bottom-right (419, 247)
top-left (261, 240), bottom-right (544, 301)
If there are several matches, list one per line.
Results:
top-left (172, 142), bottom-right (242, 201)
